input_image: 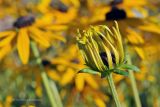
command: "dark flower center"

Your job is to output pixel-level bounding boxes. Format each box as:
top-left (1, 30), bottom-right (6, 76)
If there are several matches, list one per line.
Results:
top-left (42, 60), bottom-right (51, 67)
top-left (50, 0), bottom-right (68, 13)
top-left (110, 0), bottom-right (123, 5)
top-left (13, 16), bottom-right (35, 28)
top-left (100, 52), bottom-right (116, 67)
top-left (105, 7), bottom-right (127, 21)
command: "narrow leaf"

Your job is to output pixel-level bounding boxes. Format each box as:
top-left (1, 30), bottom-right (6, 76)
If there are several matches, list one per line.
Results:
top-left (114, 69), bottom-right (129, 76)
top-left (79, 68), bottom-right (99, 75)
top-left (120, 64), bottom-right (140, 72)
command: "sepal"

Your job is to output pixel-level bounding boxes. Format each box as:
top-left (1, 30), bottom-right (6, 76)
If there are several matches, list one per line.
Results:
top-left (78, 68), bottom-right (99, 75)
top-left (113, 69), bottom-right (129, 76)
top-left (119, 64), bottom-right (140, 72)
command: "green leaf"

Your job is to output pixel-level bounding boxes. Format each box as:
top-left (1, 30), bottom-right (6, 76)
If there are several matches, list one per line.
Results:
top-left (113, 69), bottom-right (129, 76)
top-left (78, 68), bottom-right (99, 75)
top-left (119, 64), bottom-right (140, 72)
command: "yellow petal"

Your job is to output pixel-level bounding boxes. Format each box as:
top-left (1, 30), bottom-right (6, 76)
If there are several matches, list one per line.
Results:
top-left (94, 97), bottom-right (106, 107)
top-left (122, 0), bottom-right (147, 7)
top-left (113, 74), bottom-right (124, 83)
top-left (114, 22), bottom-right (124, 62)
top-left (0, 32), bottom-right (16, 47)
top-left (60, 68), bottom-right (75, 86)
top-left (75, 73), bottom-right (85, 92)
top-left (53, 8), bottom-right (77, 24)
top-left (52, 34), bottom-right (66, 42)
top-left (89, 36), bottom-right (105, 70)
top-left (17, 28), bottom-right (30, 64)
top-left (0, 31), bottom-right (14, 38)
top-left (0, 45), bottom-right (11, 60)
top-left (84, 74), bottom-right (99, 89)
top-left (90, 7), bottom-right (110, 23)
top-left (127, 28), bottom-right (144, 44)
top-left (70, 0), bottom-right (80, 7)
top-left (101, 43), bottom-right (113, 69)
top-left (45, 31), bottom-right (66, 42)
top-left (35, 13), bottom-right (55, 26)
top-left (47, 70), bottom-right (60, 81)
top-left (38, 0), bottom-right (51, 13)
top-left (134, 46), bottom-right (145, 60)
top-left (86, 44), bottom-right (103, 71)
top-left (98, 30), bottom-right (120, 64)
top-left (29, 27), bottom-right (50, 48)
top-left (45, 25), bottom-right (68, 31)
top-left (138, 23), bottom-right (160, 34)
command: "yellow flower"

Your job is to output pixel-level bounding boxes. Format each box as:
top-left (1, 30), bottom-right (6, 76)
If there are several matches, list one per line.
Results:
top-left (104, 11), bottom-right (147, 61)
top-left (0, 15), bottom-right (65, 64)
top-left (110, 0), bottom-right (148, 18)
top-left (38, 0), bottom-right (79, 24)
top-left (77, 21), bottom-right (124, 73)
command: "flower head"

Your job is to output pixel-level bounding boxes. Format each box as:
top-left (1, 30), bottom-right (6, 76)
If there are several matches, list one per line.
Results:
top-left (0, 15), bottom-right (65, 64)
top-left (77, 21), bottom-right (124, 71)
top-left (77, 21), bottom-right (139, 77)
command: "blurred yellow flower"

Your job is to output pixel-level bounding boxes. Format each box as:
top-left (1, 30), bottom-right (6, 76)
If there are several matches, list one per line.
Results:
top-left (0, 15), bottom-right (65, 64)
top-left (38, 0), bottom-right (79, 24)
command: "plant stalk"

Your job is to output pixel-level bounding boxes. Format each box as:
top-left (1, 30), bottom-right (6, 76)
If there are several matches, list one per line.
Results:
top-left (31, 41), bottom-right (62, 107)
top-left (107, 73), bottom-right (121, 107)
top-left (127, 55), bottom-right (142, 107)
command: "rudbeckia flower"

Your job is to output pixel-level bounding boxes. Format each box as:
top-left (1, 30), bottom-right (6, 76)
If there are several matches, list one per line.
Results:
top-left (102, 7), bottom-right (151, 61)
top-left (75, 0), bottom-right (149, 26)
top-left (77, 21), bottom-right (139, 77)
top-left (38, 0), bottom-right (79, 24)
top-left (110, 0), bottom-right (148, 18)
top-left (0, 15), bottom-right (65, 64)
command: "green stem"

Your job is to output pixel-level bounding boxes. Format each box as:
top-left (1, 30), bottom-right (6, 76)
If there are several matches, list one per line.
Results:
top-left (31, 41), bottom-right (62, 107)
top-left (50, 81), bottom-right (63, 107)
top-left (41, 72), bottom-right (57, 107)
top-left (107, 73), bottom-right (121, 107)
top-left (127, 55), bottom-right (142, 107)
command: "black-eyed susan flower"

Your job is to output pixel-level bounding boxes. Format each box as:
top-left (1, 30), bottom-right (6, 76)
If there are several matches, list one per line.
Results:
top-left (77, 21), bottom-right (141, 107)
top-left (38, 0), bottom-right (79, 24)
top-left (110, 0), bottom-right (148, 18)
top-left (0, 15), bottom-right (65, 64)
top-left (103, 7), bottom-right (154, 61)
top-left (77, 21), bottom-right (139, 77)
